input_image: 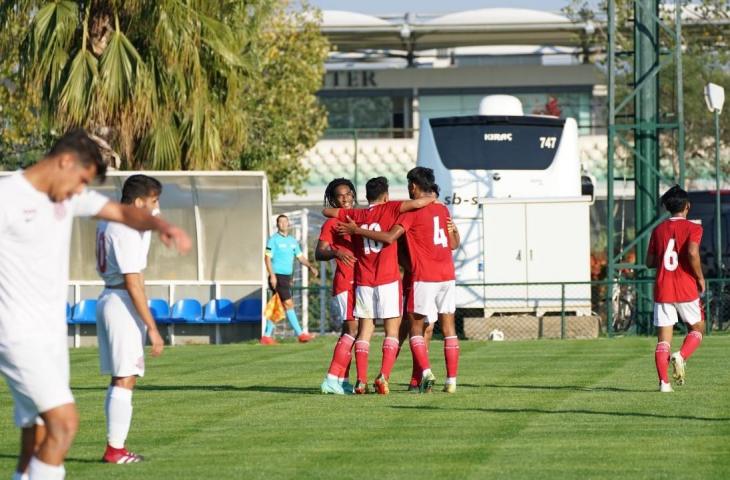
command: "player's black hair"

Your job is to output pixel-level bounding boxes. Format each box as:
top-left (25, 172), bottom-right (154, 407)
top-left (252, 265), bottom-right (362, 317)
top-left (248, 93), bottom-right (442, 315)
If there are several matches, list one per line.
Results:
top-left (660, 185), bottom-right (689, 214)
top-left (47, 128), bottom-right (107, 182)
top-left (407, 167), bottom-right (438, 194)
top-left (324, 178), bottom-right (357, 208)
top-left (276, 214), bottom-right (288, 223)
top-left (121, 175), bottom-right (163, 204)
top-left (365, 176), bottom-right (389, 202)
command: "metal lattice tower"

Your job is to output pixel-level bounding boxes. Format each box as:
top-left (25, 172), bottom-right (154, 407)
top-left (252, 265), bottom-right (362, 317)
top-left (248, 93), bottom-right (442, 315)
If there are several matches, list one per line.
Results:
top-left (606, 0), bottom-right (685, 334)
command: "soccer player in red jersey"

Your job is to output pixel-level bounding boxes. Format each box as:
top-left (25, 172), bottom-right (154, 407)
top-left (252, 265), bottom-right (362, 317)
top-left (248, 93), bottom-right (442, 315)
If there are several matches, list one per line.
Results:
top-left (646, 185), bottom-right (705, 392)
top-left (323, 176), bottom-right (434, 394)
top-left (316, 178), bottom-right (358, 395)
top-left (340, 167), bottom-right (460, 393)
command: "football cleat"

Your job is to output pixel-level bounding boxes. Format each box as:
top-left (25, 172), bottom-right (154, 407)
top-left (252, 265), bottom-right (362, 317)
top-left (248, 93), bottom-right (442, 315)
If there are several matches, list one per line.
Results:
top-left (659, 381), bottom-right (674, 393)
top-left (259, 336), bottom-right (277, 345)
top-left (353, 380), bottom-right (370, 395)
top-left (420, 370), bottom-right (436, 394)
top-left (442, 383), bottom-right (456, 394)
top-left (298, 332), bottom-right (315, 343)
top-left (341, 379), bottom-right (354, 394)
top-left (671, 352), bottom-right (686, 386)
top-left (321, 377), bottom-right (346, 395)
top-left (102, 446), bottom-right (144, 464)
top-left (407, 378), bottom-right (420, 393)
top-left (374, 374), bottom-right (389, 395)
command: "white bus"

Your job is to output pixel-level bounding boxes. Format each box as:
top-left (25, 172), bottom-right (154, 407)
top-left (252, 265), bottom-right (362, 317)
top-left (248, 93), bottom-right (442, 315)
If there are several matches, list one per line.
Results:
top-left (417, 95), bottom-right (592, 316)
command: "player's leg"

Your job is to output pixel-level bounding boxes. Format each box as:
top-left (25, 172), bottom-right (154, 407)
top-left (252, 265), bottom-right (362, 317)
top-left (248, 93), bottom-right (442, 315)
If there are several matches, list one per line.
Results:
top-left (354, 318), bottom-right (374, 394)
top-left (408, 313), bottom-right (435, 393)
top-left (15, 423), bottom-right (45, 480)
top-left (31, 403), bottom-right (78, 479)
top-left (375, 316), bottom-right (401, 395)
top-left (672, 299), bottom-right (705, 385)
top-left (279, 275), bottom-right (312, 342)
top-left (373, 281), bottom-right (402, 395)
top-left (322, 292), bottom-right (356, 395)
top-left (654, 302), bottom-right (676, 392)
top-left (437, 281), bottom-right (459, 393)
top-left (99, 291), bottom-right (146, 463)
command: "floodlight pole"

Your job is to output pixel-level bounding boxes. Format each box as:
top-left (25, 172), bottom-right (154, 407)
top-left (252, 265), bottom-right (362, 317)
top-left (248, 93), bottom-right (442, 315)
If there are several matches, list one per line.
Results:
top-left (714, 109), bottom-right (722, 277)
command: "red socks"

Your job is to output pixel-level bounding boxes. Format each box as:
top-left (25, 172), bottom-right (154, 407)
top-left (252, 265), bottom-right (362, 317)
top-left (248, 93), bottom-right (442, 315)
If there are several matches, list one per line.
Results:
top-left (444, 336), bottom-right (460, 379)
top-left (355, 340), bottom-right (370, 383)
top-left (409, 336), bottom-right (431, 373)
top-left (327, 334), bottom-right (355, 378)
top-left (380, 337), bottom-right (399, 378)
top-left (655, 341), bottom-right (670, 384)
top-left (680, 331), bottom-right (703, 360)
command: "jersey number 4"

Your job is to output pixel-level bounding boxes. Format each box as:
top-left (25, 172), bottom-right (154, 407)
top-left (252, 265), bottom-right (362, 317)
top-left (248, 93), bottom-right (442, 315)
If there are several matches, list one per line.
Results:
top-left (433, 217), bottom-right (448, 247)
top-left (663, 238), bottom-right (679, 271)
top-left (361, 223), bottom-right (383, 254)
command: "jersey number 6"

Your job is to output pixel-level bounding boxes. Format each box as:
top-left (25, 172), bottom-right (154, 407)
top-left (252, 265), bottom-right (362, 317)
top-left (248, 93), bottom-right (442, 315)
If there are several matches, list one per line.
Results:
top-left (663, 238), bottom-right (679, 271)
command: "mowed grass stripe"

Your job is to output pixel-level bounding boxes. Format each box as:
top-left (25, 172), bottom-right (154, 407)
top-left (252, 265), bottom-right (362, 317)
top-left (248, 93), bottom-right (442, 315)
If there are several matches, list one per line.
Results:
top-left (1, 336), bottom-right (729, 479)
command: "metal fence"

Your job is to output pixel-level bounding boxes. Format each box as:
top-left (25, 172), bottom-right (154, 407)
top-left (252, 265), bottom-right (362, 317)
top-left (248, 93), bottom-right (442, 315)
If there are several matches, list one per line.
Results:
top-left (280, 277), bottom-right (730, 340)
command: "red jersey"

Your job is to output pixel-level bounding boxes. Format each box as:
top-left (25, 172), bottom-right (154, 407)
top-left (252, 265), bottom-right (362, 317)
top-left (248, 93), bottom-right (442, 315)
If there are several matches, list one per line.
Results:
top-left (396, 203), bottom-right (456, 282)
top-left (318, 218), bottom-right (355, 296)
top-left (338, 201), bottom-right (402, 287)
top-left (648, 217), bottom-right (703, 303)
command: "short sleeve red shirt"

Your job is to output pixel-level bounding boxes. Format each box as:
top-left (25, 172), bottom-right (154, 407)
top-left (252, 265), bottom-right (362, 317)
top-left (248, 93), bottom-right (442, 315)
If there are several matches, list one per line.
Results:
top-left (396, 203), bottom-right (455, 282)
top-left (649, 217), bottom-right (703, 303)
top-left (338, 201), bottom-right (403, 287)
top-left (318, 218), bottom-right (354, 296)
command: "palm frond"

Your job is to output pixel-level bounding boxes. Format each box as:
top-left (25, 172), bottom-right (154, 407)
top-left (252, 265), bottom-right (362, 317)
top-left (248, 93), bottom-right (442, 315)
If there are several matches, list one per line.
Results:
top-left (58, 48), bottom-right (97, 125)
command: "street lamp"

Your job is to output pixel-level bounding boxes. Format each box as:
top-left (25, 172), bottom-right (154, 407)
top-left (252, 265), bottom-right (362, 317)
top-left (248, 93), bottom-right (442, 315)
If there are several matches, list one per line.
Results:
top-left (704, 82), bottom-right (725, 277)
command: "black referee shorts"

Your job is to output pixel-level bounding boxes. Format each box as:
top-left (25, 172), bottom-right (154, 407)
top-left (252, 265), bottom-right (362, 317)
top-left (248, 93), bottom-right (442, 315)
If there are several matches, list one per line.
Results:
top-left (270, 274), bottom-right (292, 302)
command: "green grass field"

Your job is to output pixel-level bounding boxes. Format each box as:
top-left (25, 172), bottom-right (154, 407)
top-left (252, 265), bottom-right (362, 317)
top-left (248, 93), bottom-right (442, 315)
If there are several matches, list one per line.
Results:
top-left (1, 336), bottom-right (729, 479)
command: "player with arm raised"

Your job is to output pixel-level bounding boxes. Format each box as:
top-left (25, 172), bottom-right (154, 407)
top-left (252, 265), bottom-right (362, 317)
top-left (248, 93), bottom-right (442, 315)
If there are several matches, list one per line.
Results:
top-left (0, 129), bottom-right (190, 480)
top-left (338, 167), bottom-right (460, 393)
top-left (646, 185), bottom-right (705, 393)
top-left (316, 178), bottom-right (358, 395)
top-left (95, 175), bottom-right (166, 463)
top-left (322, 176), bottom-right (435, 395)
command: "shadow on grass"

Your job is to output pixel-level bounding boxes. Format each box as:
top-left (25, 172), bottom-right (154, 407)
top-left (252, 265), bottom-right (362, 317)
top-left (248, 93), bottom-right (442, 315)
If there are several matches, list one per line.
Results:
top-left (482, 383), bottom-right (651, 393)
top-left (390, 405), bottom-right (730, 422)
top-left (0, 454), bottom-right (99, 464)
top-left (71, 384), bottom-right (320, 395)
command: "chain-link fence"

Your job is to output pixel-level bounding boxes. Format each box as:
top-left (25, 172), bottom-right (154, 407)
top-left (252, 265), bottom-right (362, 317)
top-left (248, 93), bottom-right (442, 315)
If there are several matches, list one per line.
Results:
top-left (281, 277), bottom-right (730, 340)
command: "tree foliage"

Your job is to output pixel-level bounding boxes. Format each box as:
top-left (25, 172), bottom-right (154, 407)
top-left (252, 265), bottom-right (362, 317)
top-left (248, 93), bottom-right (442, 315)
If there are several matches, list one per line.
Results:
top-left (564, 1), bottom-right (730, 181)
top-left (0, 0), bottom-right (328, 196)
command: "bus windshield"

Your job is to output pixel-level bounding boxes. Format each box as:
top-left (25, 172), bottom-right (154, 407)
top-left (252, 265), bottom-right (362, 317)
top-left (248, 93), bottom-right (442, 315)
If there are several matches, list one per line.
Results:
top-left (430, 115), bottom-right (565, 171)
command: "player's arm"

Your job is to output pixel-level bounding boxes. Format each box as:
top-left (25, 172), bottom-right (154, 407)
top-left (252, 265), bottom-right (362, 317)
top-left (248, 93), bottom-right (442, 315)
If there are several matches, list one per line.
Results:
top-left (96, 202), bottom-right (191, 254)
top-left (447, 218), bottom-right (460, 250)
top-left (338, 217), bottom-right (405, 245)
top-left (264, 249), bottom-right (277, 289)
top-left (645, 231), bottom-right (658, 268)
top-left (123, 272), bottom-right (164, 357)
top-left (398, 195), bottom-right (436, 213)
top-left (315, 240), bottom-right (355, 267)
top-left (322, 208), bottom-right (340, 218)
top-left (688, 241), bottom-right (705, 294)
top-left (296, 248), bottom-right (319, 278)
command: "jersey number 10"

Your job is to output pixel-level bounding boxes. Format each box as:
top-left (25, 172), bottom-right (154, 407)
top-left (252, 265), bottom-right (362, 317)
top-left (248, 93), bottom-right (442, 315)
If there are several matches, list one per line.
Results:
top-left (362, 223), bottom-right (383, 254)
top-left (663, 238), bottom-right (679, 271)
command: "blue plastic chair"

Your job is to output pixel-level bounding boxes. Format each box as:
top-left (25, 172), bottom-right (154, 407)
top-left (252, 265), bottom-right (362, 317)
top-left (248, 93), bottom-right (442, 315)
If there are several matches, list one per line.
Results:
top-left (170, 299), bottom-right (203, 323)
top-left (148, 298), bottom-right (171, 324)
top-left (66, 303), bottom-right (72, 324)
top-left (203, 299), bottom-right (234, 324)
top-left (72, 299), bottom-right (97, 325)
top-left (235, 298), bottom-right (262, 323)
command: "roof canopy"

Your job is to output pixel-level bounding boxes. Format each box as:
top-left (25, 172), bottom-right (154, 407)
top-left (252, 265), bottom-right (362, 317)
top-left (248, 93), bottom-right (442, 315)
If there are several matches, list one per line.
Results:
top-left (319, 8), bottom-right (593, 51)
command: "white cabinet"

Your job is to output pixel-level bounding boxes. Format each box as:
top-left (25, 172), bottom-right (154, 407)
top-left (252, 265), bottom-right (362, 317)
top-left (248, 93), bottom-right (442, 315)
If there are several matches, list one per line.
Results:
top-left (480, 198), bottom-right (591, 316)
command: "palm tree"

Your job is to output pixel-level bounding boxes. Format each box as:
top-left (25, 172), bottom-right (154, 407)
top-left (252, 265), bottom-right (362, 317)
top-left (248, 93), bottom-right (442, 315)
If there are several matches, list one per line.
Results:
top-left (3, 0), bottom-right (252, 169)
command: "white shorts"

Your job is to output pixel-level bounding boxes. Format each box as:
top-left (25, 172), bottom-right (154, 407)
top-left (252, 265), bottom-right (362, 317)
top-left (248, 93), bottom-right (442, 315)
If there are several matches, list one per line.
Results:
top-left (653, 299), bottom-right (703, 327)
top-left (409, 280), bottom-right (456, 325)
top-left (355, 280), bottom-right (401, 320)
top-left (97, 289), bottom-right (147, 378)
top-left (331, 290), bottom-right (355, 323)
top-left (0, 335), bottom-right (74, 427)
